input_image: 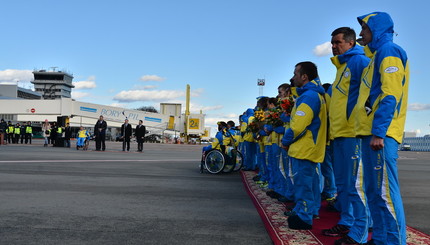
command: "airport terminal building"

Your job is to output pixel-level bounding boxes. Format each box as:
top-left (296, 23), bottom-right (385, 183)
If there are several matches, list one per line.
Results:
top-left (0, 70), bottom-right (208, 141)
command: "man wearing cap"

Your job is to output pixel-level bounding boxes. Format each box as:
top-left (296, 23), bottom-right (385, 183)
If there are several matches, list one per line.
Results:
top-left (355, 12), bottom-right (409, 245)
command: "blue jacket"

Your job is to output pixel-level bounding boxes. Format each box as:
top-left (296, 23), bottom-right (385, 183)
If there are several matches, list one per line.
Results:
top-left (356, 12), bottom-right (409, 143)
top-left (330, 45), bottom-right (370, 138)
top-left (281, 78), bottom-right (327, 163)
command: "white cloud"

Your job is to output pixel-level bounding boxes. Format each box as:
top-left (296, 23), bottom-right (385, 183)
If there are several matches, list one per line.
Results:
top-left (73, 76), bottom-right (97, 89)
top-left (408, 103), bottom-right (430, 111)
top-left (190, 88), bottom-right (204, 97)
top-left (0, 69), bottom-right (34, 83)
top-left (71, 91), bottom-right (91, 99)
top-left (313, 41), bottom-right (332, 57)
top-left (113, 89), bottom-right (184, 102)
top-left (140, 75), bottom-right (165, 82)
top-left (132, 84), bottom-right (158, 90)
top-left (109, 103), bottom-right (128, 108)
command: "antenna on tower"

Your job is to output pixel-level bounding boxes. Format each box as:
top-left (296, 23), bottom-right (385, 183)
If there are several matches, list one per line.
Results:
top-left (50, 66), bottom-right (58, 72)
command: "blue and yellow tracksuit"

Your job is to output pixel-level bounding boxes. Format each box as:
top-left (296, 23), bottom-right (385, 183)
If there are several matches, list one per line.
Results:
top-left (281, 78), bottom-right (327, 225)
top-left (240, 109), bottom-right (257, 170)
top-left (330, 44), bottom-right (371, 243)
top-left (321, 86), bottom-right (336, 200)
top-left (77, 129), bottom-right (90, 147)
top-left (356, 12), bottom-right (408, 245)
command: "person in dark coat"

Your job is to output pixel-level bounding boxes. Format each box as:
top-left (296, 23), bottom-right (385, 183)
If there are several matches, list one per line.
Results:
top-left (64, 123), bottom-right (72, 147)
top-left (135, 120), bottom-right (146, 152)
top-left (94, 115), bottom-right (107, 151)
top-left (121, 119), bottom-right (132, 151)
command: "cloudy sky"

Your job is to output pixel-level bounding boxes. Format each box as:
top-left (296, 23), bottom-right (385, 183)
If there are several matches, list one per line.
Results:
top-left (1, 0), bottom-right (429, 136)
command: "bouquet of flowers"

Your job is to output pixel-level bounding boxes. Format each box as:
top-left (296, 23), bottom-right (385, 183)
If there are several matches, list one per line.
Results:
top-left (279, 96), bottom-right (295, 114)
top-left (247, 110), bottom-right (265, 133)
top-left (264, 108), bottom-right (283, 127)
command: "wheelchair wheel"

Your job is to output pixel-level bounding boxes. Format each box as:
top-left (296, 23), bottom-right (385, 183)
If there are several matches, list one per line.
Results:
top-left (232, 149), bottom-right (243, 172)
top-left (204, 149), bottom-right (225, 174)
top-left (222, 146), bottom-right (236, 173)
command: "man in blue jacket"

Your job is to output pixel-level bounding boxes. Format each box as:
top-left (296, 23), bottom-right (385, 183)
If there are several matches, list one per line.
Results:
top-left (322, 27), bottom-right (371, 245)
top-left (281, 61), bottom-right (327, 230)
top-left (354, 12), bottom-right (409, 245)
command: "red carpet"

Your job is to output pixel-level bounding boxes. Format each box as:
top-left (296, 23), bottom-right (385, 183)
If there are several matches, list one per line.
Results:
top-left (241, 170), bottom-right (430, 245)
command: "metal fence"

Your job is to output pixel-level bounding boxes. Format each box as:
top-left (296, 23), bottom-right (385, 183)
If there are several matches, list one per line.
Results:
top-left (403, 137), bottom-right (430, 152)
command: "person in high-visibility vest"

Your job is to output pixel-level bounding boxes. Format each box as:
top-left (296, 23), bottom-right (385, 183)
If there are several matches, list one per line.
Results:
top-left (7, 121), bottom-right (14, 144)
top-left (14, 123), bottom-right (21, 144)
top-left (25, 121), bottom-right (33, 144)
top-left (56, 125), bottom-right (63, 147)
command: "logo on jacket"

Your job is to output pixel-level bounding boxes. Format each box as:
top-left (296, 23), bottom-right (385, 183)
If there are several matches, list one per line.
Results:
top-left (343, 71), bottom-right (350, 78)
top-left (384, 66), bottom-right (399, 73)
top-left (295, 111), bottom-right (306, 116)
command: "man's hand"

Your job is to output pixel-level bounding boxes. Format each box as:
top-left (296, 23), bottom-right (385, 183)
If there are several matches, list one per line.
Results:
top-left (370, 135), bottom-right (384, 151)
top-left (280, 143), bottom-right (289, 150)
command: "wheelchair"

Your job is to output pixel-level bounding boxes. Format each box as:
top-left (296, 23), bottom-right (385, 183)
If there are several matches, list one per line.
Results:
top-left (200, 146), bottom-right (243, 174)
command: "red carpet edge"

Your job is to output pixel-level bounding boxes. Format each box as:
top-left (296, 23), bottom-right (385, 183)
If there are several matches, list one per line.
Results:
top-left (240, 170), bottom-right (430, 245)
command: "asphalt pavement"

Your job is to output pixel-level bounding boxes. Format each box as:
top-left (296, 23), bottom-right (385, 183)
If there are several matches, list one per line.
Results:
top-left (0, 140), bottom-right (429, 245)
top-left (0, 140), bottom-right (271, 245)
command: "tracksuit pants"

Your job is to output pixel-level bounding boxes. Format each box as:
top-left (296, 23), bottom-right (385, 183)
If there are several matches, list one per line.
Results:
top-left (332, 137), bottom-right (369, 243)
top-left (361, 136), bottom-right (406, 245)
top-left (290, 157), bottom-right (320, 225)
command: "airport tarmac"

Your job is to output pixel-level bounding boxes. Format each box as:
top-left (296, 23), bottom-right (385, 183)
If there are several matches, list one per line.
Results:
top-left (0, 140), bottom-right (428, 244)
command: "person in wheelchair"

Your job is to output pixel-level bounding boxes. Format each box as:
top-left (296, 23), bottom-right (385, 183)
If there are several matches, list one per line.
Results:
top-left (201, 121), bottom-right (230, 158)
top-left (76, 126), bottom-right (90, 150)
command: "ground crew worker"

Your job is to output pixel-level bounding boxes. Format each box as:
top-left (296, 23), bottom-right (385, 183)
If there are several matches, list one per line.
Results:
top-left (14, 123), bottom-right (21, 144)
top-left (7, 121), bottom-right (14, 144)
top-left (25, 121), bottom-right (33, 144)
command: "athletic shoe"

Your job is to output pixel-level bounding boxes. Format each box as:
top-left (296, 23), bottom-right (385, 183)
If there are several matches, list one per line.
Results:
top-left (266, 190), bottom-right (281, 199)
top-left (260, 182), bottom-right (269, 188)
top-left (277, 196), bottom-right (294, 203)
top-left (284, 210), bottom-right (296, 216)
top-left (334, 235), bottom-right (362, 245)
top-left (322, 224), bottom-right (350, 237)
top-left (252, 175), bottom-right (261, 181)
top-left (287, 215), bottom-right (312, 230)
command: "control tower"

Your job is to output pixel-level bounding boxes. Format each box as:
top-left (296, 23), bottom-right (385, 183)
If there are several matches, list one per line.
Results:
top-left (31, 68), bottom-right (74, 99)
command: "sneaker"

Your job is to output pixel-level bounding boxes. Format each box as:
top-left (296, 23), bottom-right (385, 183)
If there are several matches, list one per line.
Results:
top-left (284, 210), bottom-right (296, 216)
top-left (334, 235), bottom-right (362, 245)
top-left (326, 200), bottom-right (339, 212)
top-left (313, 215), bottom-right (320, 220)
top-left (277, 196), bottom-right (294, 203)
top-left (266, 190), bottom-right (281, 199)
top-left (255, 180), bottom-right (264, 184)
top-left (287, 215), bottom-right (312, 230)
top-left (252, 175), bottom-right (261, 181)
top-left (322, 224), bottom-right (350, 237)
top-left (259, 182), bottom-right (268, 188)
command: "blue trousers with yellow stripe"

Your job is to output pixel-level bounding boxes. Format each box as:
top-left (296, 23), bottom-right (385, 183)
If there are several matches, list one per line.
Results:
top-left (290, 157), bottom-right (320, 225)
top-left (361, 136), bottom-right (406, 245)
top-left (333, 137), bottom-right (369, 243)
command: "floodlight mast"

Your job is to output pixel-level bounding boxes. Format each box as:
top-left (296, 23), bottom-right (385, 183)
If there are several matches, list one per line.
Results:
top-left (257, 79), bottom-right (265, 97)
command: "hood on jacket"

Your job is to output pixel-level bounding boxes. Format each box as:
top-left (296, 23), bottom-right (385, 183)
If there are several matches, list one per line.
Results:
top-left (337, 44), bottom-right (365, 64)
top-left (242, 108), bottom-right (255, 123)
top-left (296, 77), bottom-right (325, 96)
top-left (357, 12), bottom-right (394, 52)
